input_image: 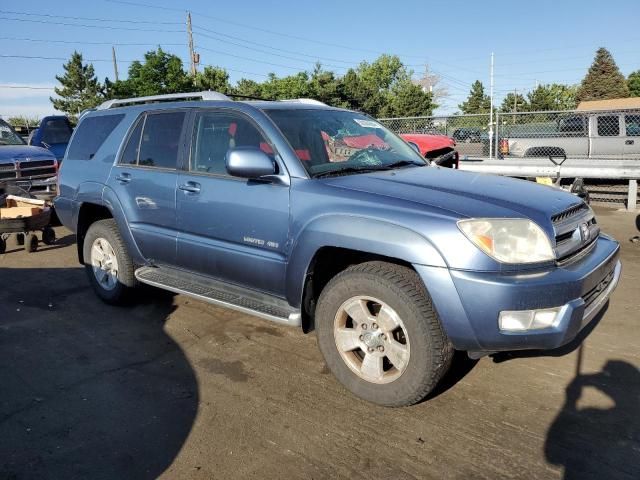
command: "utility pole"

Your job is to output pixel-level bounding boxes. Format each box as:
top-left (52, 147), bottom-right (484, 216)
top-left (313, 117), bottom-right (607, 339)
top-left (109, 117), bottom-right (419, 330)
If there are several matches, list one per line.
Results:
top-left (187, 12), bottom-right (197, 76)
top-left (111, 46), bottom-right (119, 82)
top-left (489, 52), bottom-right (494, 159)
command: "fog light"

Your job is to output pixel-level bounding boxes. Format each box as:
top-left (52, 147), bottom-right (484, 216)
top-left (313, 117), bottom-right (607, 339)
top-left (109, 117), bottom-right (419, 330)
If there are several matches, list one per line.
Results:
top-left (499, 307), bottom-right (562, 332)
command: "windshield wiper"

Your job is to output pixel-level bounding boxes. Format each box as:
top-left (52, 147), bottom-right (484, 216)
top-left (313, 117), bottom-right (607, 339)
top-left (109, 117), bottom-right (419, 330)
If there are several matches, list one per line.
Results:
top-left (313, 160), bottom-right (425, 178)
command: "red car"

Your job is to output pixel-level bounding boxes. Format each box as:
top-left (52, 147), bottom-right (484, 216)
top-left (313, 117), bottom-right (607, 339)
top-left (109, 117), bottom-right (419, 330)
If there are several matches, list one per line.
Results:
top-left (399, 133), bottom-right (459, 168)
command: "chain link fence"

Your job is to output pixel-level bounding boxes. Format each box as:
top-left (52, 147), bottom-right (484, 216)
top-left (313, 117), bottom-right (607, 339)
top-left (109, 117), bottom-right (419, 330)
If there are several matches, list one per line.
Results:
top-left (495, 108), bottom-right (640, 160)
top-left (379, 114), bottom-right (492, 158)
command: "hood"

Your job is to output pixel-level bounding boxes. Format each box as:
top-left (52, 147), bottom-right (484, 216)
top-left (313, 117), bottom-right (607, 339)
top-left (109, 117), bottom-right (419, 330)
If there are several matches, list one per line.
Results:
top-left (0, 145), bottom-right (57, 163)
top-left (399, 134), bottom-right (455, 152)
top-left (320, 166), bottom-right (582, 236)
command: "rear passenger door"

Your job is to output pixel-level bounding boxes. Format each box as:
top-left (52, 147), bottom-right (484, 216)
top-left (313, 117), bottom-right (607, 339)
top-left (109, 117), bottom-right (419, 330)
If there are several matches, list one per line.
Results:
top-left (590, 114), bottom-right (623, 158)
top-left (176, 109), bottom-right (290, 296)
top-left (107, 110), bottom-right (188, 266)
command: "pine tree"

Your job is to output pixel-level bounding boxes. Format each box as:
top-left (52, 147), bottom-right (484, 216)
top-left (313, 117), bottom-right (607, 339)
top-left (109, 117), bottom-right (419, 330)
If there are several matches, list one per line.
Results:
top-left (459, 81), bottom-right (491, 114)
top-left (628, 71), bottom-right (640, 97)
top-left (50, 51), bottom-right (102, 116)
top-left (576, 48), bottom-right (629, 102)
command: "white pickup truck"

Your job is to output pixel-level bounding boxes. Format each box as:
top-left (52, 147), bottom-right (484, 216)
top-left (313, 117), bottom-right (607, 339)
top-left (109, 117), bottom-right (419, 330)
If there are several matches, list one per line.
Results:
top-left (500, 110), bottom-right (640, 159)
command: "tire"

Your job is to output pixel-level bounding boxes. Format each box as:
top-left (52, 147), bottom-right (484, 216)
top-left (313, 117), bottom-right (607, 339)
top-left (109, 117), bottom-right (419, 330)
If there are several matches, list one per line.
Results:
top-left (315, 261), bottom-right (454, 407)
top-left (42, 226), bottom-right (56, 245)
top-left (0, 238), bottom-right (5, 254)
top-left (83, 218), bottom-right (137, 304)
top-left (25, 233), bottom-right (38, 253)
top-left (16, 233), bottom-right (24, 246)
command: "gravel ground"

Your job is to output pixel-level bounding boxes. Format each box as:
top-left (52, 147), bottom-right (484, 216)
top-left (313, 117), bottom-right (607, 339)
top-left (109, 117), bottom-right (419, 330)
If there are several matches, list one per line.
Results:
top-left (1, 206), bottom-right (638, 480)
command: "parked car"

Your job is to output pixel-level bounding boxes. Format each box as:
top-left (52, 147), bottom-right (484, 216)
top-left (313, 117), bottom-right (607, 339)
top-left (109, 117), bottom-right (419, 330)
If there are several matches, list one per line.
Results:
top-left (55, 92), bottom-right (621, 407)
top-left (28, 115), bottom-right (73, 163)
top-left (499, 111), bottom-right (640, 158)
top-left (399, 133), bottom-right (459, 168)
top-left (452, 127), bottom-right (482, 143)
top-left (0, 118), bottom-right (58, 200)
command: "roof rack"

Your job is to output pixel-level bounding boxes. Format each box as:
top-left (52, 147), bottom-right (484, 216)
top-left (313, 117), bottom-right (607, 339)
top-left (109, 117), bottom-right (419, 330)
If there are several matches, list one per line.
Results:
top-left (279, 98), bottom-right (327, 106)
top-left (97, 91), bottom-right (231, 110)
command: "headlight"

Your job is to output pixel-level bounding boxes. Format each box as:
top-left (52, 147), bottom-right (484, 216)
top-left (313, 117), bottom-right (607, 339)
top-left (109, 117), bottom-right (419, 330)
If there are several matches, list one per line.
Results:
top-left (458, 218), bottom-right (554, 264)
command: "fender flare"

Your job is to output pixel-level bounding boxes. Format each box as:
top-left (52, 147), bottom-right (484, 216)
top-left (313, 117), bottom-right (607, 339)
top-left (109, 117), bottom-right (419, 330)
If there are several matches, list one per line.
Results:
top-left (285, 215), bottom-right (447, 307)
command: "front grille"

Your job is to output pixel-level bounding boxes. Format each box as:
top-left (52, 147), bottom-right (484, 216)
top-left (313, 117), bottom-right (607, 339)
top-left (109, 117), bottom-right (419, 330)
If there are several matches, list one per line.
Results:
top-left (582, 269), bottom-right (615, 310)
top-left (17, 160), bottom-right (57, 179)
top-left (551, 202), bottom-right (598, 264)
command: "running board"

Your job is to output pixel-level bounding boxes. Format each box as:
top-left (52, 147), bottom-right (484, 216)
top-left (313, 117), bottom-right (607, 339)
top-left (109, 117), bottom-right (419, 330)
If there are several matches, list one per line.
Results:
top-left (135, 266), bottom-right (301, 326)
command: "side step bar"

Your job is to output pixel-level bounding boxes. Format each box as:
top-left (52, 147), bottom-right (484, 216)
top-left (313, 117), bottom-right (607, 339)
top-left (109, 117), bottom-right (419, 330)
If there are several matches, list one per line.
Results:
top-left (135, 266), bottom-right (301, 326)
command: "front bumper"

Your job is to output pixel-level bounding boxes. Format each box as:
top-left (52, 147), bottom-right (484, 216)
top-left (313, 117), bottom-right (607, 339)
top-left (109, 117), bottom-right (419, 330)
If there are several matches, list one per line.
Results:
top-left (415, 234), bottom-right (621, 352)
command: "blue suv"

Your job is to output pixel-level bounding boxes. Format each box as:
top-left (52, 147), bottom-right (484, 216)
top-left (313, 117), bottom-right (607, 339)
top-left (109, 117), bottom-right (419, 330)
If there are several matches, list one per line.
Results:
top-left (55, 92), bottom-right (621, 406)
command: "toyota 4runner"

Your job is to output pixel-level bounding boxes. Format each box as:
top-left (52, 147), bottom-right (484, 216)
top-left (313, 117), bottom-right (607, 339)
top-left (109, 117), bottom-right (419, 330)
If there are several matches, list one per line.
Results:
top-left (55, 92), bottom-right (621, 407)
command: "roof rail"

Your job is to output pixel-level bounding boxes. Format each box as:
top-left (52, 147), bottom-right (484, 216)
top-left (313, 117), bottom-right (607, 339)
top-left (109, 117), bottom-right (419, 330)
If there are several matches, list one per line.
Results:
top-left (97, 91), bottom-right (231, 110)
top-left (279, 98), bottom-right (327, 106)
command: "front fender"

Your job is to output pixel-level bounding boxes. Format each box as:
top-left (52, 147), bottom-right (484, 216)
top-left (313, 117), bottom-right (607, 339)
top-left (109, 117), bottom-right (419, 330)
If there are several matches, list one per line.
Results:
top-left (285, 215), bottom-right (447, 307)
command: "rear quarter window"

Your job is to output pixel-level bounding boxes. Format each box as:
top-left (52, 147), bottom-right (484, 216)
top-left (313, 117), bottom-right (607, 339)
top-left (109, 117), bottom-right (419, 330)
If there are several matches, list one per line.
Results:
top-left (66, 114), bottom-right (124, 160)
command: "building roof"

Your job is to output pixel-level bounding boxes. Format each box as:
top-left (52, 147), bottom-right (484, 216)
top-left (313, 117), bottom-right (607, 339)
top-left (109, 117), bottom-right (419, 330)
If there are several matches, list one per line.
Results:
top-left (577, 97), bottom-right (640, 111)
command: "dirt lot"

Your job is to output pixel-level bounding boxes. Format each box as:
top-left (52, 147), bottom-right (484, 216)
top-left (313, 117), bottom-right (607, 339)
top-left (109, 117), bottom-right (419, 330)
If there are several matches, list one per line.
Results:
top-left (1, 206), bottom-right (638, 480)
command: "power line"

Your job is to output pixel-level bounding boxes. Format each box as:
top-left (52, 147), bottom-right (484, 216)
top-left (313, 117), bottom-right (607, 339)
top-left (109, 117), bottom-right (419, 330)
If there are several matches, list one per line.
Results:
top-left (0, 8), bottom-right (181, 25)
top-left (197, 46), bottom-right (310, 72)
top-left (0, 53), bottom-right (167, 64)
top-left (0, 85), bottom-right (55, 90)
top-left (0, 36), bottom-right (185, 47)
top-left (0, 15), bottom-right (184, 33)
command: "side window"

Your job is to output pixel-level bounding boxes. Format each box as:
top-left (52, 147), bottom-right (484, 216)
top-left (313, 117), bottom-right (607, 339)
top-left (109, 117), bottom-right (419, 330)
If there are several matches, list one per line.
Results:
top-left (190, 112), bottom-right (272, 175)
top-left (67, 114), bottom-right (124, 160)
top-left (138, 111), bottom-right (186, 169)
top-left (120, 117), bottom-right (144, 165)
top-left (597, 116), bottom-right (620, 137)
top-left (625, 114), bottom-right (640, 136)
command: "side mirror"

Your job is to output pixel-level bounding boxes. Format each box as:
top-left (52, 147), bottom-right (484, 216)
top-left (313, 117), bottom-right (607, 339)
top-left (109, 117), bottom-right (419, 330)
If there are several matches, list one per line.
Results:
top-left (408, 142), bottom-right (421, 154)
top-left (226, 147), bottom-right (276, 179)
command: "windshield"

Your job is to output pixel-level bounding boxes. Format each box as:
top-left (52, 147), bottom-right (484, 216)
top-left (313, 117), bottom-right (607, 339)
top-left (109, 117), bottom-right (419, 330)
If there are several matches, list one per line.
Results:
top-left (41, 118), bottom-right (73, 144)
top-left (0, 119), bottom-right (26, 146)
top-left (264, 109), bottom-right (427, 177)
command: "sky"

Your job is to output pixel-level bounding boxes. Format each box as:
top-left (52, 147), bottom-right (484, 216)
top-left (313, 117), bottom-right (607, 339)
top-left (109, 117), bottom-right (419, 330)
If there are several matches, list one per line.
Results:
top-left (1, 0), bottom-right (639, 119)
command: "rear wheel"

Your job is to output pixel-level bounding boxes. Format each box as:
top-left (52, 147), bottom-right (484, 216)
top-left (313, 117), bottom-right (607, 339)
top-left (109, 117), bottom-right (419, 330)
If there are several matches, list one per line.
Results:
top-left (0, 238), bottom-right (5, 254)
top-left (315, 261), bottom-right (453, 407)
top-left (83, 219), bottom-right (137, 304)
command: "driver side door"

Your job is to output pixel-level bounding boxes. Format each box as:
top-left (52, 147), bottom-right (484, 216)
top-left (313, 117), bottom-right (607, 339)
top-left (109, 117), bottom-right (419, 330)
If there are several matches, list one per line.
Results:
top-left (176, 110), bottom-right (290, 296)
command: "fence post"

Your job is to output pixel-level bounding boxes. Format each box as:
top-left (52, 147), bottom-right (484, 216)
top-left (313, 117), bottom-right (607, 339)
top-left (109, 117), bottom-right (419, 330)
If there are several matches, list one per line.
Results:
top-left (628, 180), bottom-right (638, 212)
top-left (494, 113), bottom-right (500, 159)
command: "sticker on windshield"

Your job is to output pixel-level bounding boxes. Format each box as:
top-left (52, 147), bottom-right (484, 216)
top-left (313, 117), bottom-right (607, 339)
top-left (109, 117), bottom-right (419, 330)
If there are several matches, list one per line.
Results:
top-left (353, 119), bottom-right (383, 129)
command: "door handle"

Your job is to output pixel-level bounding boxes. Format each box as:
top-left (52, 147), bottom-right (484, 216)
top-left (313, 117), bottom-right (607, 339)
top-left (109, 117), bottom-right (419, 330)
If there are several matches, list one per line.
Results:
top-left (179, 181), bottom-right (201, 194)
top-left (625, 140), bottom-right (634, 145)
top-left (115, 173), bottom-right (131, 184)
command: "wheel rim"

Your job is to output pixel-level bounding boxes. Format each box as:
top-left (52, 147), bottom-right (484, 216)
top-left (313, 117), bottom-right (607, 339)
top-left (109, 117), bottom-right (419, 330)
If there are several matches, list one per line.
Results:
top-left (90, 237), bottom-right (119, 291)
top-left (333, 296), bottom-right (411, 384)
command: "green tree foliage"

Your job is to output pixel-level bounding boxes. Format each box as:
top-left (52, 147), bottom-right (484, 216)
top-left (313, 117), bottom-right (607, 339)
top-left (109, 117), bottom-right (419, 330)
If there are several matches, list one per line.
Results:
top-left (6, 116), bottom-right (41, 127)
top-left (459, 81), bottom-right (491, 114)
top-left (499, 92), bottom-right (528, 113)
top-left (576, 48), bottom-right (629, 102)
top-left (527, 84), bottom-right (578, 111)
top-left (107, 47), bottom-right (192, 98)
top-left (628, 70), bottom-right (640, 97)
top-left (50, 51), bottom-right (102, 116)
top-left (195, 66), bottom-right (231, 93)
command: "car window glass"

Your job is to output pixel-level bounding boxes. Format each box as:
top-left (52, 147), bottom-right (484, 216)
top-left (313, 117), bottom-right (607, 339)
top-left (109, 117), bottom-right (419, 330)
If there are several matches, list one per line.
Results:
top-left (597, 116), bottom-right (620, 137)
top-left (65, 114), bottom-right (124, 160)
top-left (191, 112), bottom-right (271, 175)
top-left (625, 115), bottom-right (640, 136)
top-left (120, 118), bottom-right (144, 165)
top-left (138, 112), bottom-right (185, 169)
top-left (41, 118), bottom-right (73, 144)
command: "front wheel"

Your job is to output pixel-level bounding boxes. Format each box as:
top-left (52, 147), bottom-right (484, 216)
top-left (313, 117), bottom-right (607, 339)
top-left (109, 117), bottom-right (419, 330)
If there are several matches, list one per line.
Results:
top-left (83, 219), bottom-right (137, 304)
top-left (315, 261), bottom-right (453, 407)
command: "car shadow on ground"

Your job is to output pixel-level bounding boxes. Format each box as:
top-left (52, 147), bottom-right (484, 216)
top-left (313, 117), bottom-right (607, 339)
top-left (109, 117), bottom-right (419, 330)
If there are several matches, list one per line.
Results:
top-left (0, 268), bottom-right (197, 480)
top-left (544, 352), bottom-right (640, 479)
